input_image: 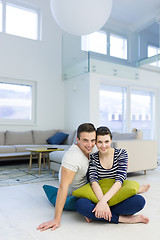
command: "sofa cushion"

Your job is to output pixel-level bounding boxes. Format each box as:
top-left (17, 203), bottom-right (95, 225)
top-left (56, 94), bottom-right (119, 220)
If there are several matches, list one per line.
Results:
top-left (5, 131), bottom-right (33, 145)
top-left (47, 132), bottom-right (69, 145)
top-left (14, 145), bottom-right (42, 152)
top-left (112, 132), bottom-right (137, 140)
top-left (72, 179), bottom-right (140, 206)
top-left (58, 130), bottom-right (76, 145)
top-left (32, 130), bottom-right (57, 145)
top-left (0, 146), bottom-right (16, 153)
top-left (49, 150), bottom-right (67, 164)
top-left (0, 131), bottom-right (5, 145)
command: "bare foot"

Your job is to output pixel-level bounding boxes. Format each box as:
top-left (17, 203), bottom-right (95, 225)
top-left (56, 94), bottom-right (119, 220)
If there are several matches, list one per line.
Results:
top-left (119, 215), bottom-right (149, 224)
top-left (84, 216), bottom-right (92, 223)
top-left (137, 184), bottom-right (150, 194)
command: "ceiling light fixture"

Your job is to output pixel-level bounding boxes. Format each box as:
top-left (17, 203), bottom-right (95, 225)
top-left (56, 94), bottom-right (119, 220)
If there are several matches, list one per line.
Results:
top-left (50, 0), bottom-right (112, 36)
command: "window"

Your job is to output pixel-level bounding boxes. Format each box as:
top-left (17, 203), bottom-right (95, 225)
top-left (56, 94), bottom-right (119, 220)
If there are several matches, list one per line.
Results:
top-left (99, 84), bottom-right (155, 139)
top-left (131, 90), bottom-right (155, 139)
top-left (110, 34), bottom-right (127, 59)
top-left (0, 0), bottom-right (40, 40)
top-left (0, 1), bottom-right (2, 32)
top-left (6, 4), bottom-right (38, 40)
top-left (148, 45), bottom-right (160, 67)
top-left (0, 79), bottom-right (36, 124)
top-left (99, 84), bottom-right (127, 132)
top-left (81, 31), bottom-right (107, 55)
top-left (81, 31), bottom-right (128, 60)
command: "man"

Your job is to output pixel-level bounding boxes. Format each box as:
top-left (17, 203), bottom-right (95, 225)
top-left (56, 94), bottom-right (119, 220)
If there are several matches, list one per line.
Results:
top-left (37, 123), bottom-right (96, 231)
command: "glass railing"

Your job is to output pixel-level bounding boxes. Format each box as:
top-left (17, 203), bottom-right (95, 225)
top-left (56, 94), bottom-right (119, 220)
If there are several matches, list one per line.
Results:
top-left (137, 54), bottom-right (160, 71)
top-left (63, 59), bottom-right (88, 80)
top-left (62, 33), bottom-right (89, 80)
top-left (62, 51), bottom-right (140, 80)
top-left (63, 52), bottom-right (160, 80)
top-left (62, 32), bottom-right (160, 80)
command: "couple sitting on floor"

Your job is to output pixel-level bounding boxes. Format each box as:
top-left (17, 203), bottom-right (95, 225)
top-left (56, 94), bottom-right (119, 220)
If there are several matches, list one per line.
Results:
top-left (37, 123), bottom-right (150, 232)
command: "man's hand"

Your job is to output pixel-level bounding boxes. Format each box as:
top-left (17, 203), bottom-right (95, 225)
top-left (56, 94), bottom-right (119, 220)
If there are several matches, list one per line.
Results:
top-left (92, 200), bottom-right (112, 221)
top-left (37, 167), bottom-right (76, 232)
top-left (37, 219), bottom-right (60, 232)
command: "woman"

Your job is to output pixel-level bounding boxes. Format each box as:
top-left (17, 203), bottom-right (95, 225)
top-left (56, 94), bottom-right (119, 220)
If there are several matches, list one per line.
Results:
top-left (75, 126), bottom-right (150, 224)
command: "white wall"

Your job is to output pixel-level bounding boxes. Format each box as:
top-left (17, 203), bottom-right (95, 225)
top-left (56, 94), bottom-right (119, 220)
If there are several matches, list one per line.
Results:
top-left (0, 0), bottom-right (64, 131)
top-left (64, 74), bottom-right (90, 130)
top-left (89, 73), bottom-right (100, 128)
top-left (63, 73), bottom-right (101, 131)
top-left (64, 61), bottom-right (160, 159)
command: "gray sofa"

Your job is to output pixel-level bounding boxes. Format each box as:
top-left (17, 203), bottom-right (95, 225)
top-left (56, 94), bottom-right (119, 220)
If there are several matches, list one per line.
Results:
top-left (0, 129), bottom-right (76, 162)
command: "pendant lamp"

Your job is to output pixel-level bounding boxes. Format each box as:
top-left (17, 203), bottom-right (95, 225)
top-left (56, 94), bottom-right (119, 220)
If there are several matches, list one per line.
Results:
top-left (50, 0), bottom-right (112, 35)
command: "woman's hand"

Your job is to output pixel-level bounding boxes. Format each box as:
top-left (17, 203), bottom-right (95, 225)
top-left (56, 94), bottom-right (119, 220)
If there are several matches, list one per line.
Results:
top-left (92, 200), bottom-right (112, 221)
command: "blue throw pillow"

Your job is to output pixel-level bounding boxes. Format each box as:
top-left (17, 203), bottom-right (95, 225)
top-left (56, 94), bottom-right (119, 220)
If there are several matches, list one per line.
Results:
top-left (47, 132), bottom-right (69, 144)
top-left (43, 185), bottom-right (78, 211)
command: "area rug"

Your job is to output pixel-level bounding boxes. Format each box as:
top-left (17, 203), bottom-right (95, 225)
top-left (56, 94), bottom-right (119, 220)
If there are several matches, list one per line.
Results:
top-left (0, 163), bottom-right (58, 187)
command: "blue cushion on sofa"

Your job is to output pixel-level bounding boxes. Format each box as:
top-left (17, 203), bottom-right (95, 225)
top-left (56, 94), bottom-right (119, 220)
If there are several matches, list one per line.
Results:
top-left (47, 132), bottom-right (69, 144)
top-left (43, 185), bottom-right (78, 211)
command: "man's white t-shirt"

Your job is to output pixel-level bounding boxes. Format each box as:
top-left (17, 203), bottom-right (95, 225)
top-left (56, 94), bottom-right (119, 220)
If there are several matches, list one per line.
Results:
top-left (59, 144), bottom-right (93, 195)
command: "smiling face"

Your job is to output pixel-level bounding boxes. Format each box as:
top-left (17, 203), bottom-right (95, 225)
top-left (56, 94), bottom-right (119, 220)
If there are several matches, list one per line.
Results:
top-left (76, 131), bottom-right (96, 157)
top-left (96, 134), bottom-right (112, 154)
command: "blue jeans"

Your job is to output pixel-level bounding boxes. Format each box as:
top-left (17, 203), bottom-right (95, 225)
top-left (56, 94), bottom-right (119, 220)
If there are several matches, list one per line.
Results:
top-left (75, 195), bottom-right (145, 224)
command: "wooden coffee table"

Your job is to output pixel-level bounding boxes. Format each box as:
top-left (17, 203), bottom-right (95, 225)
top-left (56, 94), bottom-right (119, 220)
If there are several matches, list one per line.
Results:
top-left (27, 147), bottom-right (63, 174)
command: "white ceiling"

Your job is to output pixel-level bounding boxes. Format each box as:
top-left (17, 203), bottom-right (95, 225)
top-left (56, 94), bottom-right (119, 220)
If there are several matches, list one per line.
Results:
top-left (106, 0), bottom-right (160, 32)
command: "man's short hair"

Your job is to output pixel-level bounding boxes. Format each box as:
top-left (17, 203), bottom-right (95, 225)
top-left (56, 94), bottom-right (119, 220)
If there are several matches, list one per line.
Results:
top-left (77, 123), bottom-right (96, 139)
